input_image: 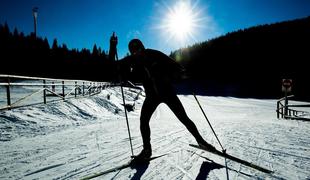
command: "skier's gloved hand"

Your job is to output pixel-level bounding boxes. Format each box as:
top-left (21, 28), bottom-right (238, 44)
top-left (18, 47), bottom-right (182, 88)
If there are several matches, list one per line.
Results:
top-left (179, 68), bottom-right (191, 80)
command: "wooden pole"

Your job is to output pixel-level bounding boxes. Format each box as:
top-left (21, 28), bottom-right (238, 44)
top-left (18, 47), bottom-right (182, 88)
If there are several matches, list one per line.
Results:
top-left (62, 81), bottom-right (65, 100)
top-left (284, 90), bottom-right (288, 119)
top-left (277, 101), bottom-right (279, 119)
top-left (75, 81), bottom-right (77, 98)
top-left (43, 80), bottom-right (46, 104)
top-left (83, 82), bottom-right (85, 96)
top-left (6, 78), bottom-right (11, 109)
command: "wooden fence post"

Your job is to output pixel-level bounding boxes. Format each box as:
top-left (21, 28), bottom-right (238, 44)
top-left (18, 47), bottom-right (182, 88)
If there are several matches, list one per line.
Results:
top-left (281, 106), bottom-right (284, 118)
top-left (43, 80), bottom-right (46, 104)
top-left (6, 78), bottom-right (11, 110)
top-left (75, 81), bottom-right (77, 98)
top-left (62, 81), bottom-right (65, 100)
top-left (83, 82), bottom-right (85, 96)
top-left (284, 91), bottom-right (288, 119)
top-left (277, 101), bottom-right (279, 119)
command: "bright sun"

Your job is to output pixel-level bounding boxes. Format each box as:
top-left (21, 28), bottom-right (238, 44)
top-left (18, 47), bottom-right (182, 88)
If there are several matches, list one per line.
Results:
top-left (159, 1), bottom-right (203, 45)
top-left (167, 2), bottom-right (194, 40)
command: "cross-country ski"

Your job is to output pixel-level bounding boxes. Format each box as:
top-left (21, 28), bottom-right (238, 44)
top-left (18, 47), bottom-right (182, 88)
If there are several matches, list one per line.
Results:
top-left (81, 154), bottom-right (167, 180)
top-left (189, 144), bottom-right (273, 174)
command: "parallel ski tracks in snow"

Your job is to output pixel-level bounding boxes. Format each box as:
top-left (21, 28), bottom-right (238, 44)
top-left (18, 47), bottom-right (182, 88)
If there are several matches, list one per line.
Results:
top-left (1, 87), bottom-right (309, 179)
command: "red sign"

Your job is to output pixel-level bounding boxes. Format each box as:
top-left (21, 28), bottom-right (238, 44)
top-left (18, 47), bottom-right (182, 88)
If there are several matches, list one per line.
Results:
top-left (282, 79), bottom-right (292, 92)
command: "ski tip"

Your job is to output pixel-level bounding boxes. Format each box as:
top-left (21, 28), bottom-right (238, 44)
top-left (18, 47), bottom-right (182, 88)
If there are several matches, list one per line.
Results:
top-left (189, 144), bottom-right (200, 148)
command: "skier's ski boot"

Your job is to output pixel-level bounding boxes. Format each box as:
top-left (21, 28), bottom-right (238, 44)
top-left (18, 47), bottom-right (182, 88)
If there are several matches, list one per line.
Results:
top-left (198, 140), bottom-right (217, 152)
top-left (131, 147), bottom-right (152, 164)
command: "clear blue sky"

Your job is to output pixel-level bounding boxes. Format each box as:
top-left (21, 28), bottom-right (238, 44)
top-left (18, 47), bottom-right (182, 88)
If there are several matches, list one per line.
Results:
top-left (1, 0), bottom-right (309, 58)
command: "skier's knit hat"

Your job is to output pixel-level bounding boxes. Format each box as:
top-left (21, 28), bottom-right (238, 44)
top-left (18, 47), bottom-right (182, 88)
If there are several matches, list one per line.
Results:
top-left (128, 39), bottom-right (145, 55)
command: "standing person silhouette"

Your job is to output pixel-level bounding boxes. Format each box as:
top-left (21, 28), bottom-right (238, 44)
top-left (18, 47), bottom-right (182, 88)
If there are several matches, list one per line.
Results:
top-left (118, 39), bottom-right (216, 161)
top-left (109, 32), bottom-right (118, 61)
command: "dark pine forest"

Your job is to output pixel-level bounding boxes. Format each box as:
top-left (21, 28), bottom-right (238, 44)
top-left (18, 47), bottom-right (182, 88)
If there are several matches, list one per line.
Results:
top-left (0, 23), bottom-right (114, 81)
top-left (171, 16), bottom-right (310, 100)
top-left (0, 16), bottom-right (309, 100)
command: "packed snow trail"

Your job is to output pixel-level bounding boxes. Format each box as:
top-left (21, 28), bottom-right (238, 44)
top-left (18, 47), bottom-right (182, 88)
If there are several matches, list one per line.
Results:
top-left (0, 87), bottom-right (309, 179)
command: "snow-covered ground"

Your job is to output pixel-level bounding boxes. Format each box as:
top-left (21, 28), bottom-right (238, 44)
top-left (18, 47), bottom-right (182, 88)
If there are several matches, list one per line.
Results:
top-left (0, 86), bottom-right (309, 180)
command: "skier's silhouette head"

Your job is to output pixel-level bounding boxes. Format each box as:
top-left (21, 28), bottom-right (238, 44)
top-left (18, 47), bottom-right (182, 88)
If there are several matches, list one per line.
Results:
top-left (129, 39), bottom-right (145, 55)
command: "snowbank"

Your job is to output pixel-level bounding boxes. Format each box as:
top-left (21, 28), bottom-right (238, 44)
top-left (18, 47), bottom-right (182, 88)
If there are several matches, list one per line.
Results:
top-left (0, 87), bottom-right (309, 179)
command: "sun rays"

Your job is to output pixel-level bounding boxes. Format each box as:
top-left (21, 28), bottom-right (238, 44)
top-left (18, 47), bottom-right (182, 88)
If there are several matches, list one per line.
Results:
top-left (156, 0), bottom-right (206, 46)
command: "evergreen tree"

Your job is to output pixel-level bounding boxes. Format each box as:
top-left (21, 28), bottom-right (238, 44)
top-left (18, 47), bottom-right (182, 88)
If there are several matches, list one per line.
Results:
top-left (92, 44), bottom-right (99, 57)
top-left (52, 38), bottom-right (58, 50)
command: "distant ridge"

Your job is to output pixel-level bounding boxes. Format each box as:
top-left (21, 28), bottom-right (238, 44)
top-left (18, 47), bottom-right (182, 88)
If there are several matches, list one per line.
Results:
top-left (171, 16), bottom-right (310, 100)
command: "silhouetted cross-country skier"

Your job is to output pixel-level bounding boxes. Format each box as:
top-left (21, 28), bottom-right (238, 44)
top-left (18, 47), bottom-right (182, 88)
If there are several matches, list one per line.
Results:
top-left (115, 38), bottom-right (216, 161)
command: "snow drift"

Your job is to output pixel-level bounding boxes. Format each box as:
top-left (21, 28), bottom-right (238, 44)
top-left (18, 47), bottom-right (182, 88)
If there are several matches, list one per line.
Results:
top-left (0, 86), bottom-right (309, 179)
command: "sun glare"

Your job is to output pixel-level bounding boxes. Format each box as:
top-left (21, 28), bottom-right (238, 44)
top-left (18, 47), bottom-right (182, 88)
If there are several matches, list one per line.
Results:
top-left (158, 0), bottom-right (204, 45)
top-left (167, 2), bottom-right (194, 40)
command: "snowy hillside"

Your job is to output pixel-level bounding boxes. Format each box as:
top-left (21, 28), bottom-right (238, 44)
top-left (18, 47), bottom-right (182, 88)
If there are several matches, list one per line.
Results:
top-left (0, 86), bottom-right (309, 179)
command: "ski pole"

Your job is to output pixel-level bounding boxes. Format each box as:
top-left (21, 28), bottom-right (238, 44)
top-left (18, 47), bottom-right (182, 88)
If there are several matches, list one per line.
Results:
top-left (193, 92), bottom-right (226, 152)
top-left (115, 50), bottom-right (134, 157)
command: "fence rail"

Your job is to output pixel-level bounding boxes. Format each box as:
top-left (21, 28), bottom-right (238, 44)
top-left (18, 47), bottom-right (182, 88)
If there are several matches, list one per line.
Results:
top-left (276, 95), bottom-right (310, 121)
top-left (0, 74), bottom-right (111, 111)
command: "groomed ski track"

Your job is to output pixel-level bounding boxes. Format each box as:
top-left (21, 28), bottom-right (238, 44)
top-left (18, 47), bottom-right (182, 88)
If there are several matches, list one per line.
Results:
top-left (0, 87), bottom-right (309, 179)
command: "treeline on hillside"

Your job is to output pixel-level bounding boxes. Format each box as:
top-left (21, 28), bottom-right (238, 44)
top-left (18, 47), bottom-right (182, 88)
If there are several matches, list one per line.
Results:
top-left (171, 16), bottom-right (310, 100)
top-left (0, 23), bottom-right (115, 81)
